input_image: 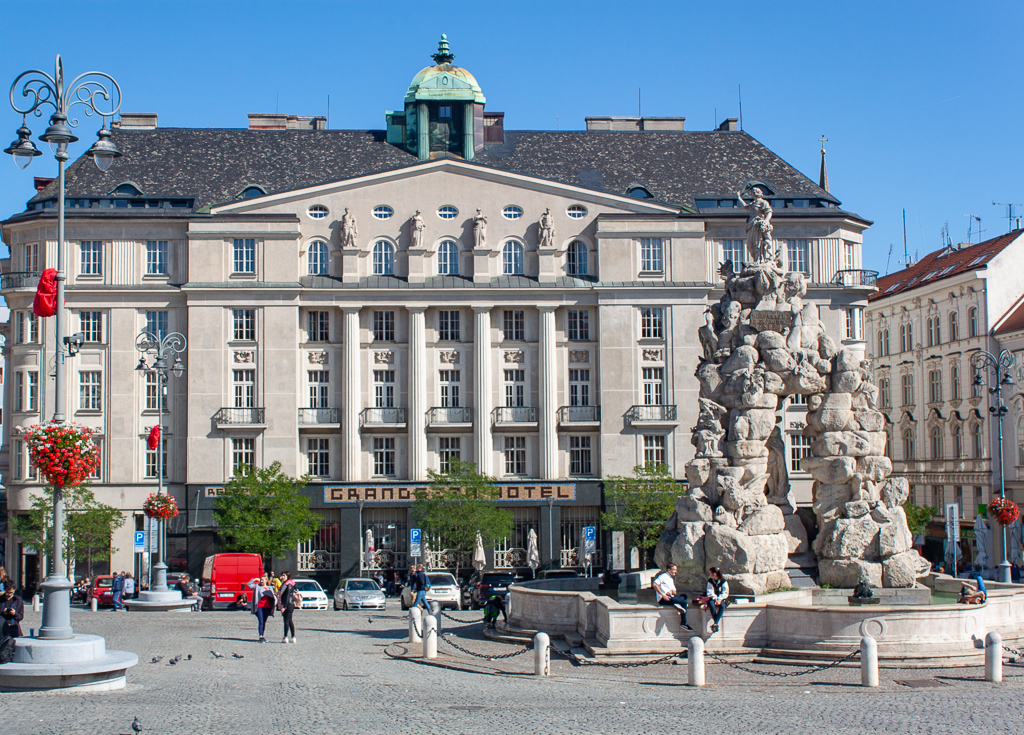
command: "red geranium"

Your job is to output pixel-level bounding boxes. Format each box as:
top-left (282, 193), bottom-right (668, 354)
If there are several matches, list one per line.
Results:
top-left (989, 497), bottom-right (1020, 526)
top-left (24, 422), bottom-right (100, 488)
top-left (143, 493), bottom-right (178, 520)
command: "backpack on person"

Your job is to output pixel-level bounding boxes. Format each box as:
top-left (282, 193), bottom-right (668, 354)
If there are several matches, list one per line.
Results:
top-left (282, 584), bottom-right (300, 609)
top-left (0, 635), bottom-right (16, 665)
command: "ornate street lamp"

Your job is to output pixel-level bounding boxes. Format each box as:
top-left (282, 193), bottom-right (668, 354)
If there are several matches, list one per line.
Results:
top-left (971, 349), bottom-right (1017, 584)
top-left (135, 331), bottom-right (187, 592)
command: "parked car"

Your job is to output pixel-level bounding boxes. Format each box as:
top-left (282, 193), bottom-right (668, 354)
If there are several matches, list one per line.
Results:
top-left (200, 553), bottom-right (264, 610)
top-left (290, 578), bottom-right (329, 610)
top-left (334, 578), bottom-right (386, 611)
top-left (467, 571), bottom-right (516, 609)
top-left (538, 570), bottom-right (580, 580)
top-left (400, 572), bottom-right (461, 610)
top-left (86, 575), bottom-right (115, 607)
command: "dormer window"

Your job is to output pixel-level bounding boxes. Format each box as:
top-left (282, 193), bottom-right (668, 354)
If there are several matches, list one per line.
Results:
top-left (627, 186), bottom-right (653, 200)
top-left (112, 182), bottom-right (143, 196)
top-left (239, 186), bottom-right (266, 200)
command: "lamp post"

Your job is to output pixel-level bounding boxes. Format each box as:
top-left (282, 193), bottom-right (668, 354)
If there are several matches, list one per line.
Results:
top-left (6, 56), bottom-right (121, 640)
top-left (971, 349), bottom-right (1017, 584)
top-left (135, 331), bottom-right (186, 592)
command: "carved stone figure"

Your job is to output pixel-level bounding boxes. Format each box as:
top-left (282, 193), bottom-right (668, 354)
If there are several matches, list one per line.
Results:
top-left (538, 208), bottom-right (555, 249)
top-left (736, 187), bottom-right (775, 264)
top-left (473, 209), bottom-right (487, 249)
top-left (341, 208), bottom-right (358, 249)
top-left (411, 210), bottom-right (425, 249)
top-left (698, 308), bottom-right (718, 362)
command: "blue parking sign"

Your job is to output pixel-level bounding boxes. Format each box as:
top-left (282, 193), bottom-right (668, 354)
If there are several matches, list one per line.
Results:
top-left (134, 531), bottom-right (146, 553)
top-left (410, 528), bottom-right (422, 557)
top-left (583, 526), bottom-right (596, 556)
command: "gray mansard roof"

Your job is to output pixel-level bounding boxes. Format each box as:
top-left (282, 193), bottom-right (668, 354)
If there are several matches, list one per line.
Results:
top-left (25, 127), bottom-right (839, 213)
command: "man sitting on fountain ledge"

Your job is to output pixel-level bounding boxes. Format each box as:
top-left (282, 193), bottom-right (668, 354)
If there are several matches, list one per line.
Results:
top-left (653, 564), bottom-right (693, 631)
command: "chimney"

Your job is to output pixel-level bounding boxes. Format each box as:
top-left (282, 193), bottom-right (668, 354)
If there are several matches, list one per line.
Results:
top-left (483, 112), bottom-right (504, 143)
top-left (717, 118), bottom-right (739, 132)
top-left (113, 113), bottom-right (158, 130)
top-left (34, 177), bottom-right (54, 192)
top-left (585, 116), bottom-right (685, 131)
top-left (248, 113), bottom-right (327, 130)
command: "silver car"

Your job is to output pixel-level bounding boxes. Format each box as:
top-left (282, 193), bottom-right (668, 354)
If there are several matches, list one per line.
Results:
top-left (400, 572), bottom-right (462, 610)
top-left (334, 578), bottom-right (386, 611)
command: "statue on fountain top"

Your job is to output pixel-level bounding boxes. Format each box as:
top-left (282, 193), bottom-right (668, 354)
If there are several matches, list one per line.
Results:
top-left (737, 187), bottom-right (776, 265)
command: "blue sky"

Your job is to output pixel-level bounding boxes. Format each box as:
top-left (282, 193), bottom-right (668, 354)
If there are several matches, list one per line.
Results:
top-left (0, 0), bottom-right (1021, 274)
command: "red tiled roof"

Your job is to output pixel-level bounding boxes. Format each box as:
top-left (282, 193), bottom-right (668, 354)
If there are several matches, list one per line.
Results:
top-left (869, 229), bottom-right (1023, 302)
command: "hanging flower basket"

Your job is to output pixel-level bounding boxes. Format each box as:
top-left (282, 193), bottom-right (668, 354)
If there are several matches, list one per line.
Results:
top-left (143, 493), bottom-right (178, 520)
top-left (25, 421), bottom-right (100, 488)
top-left (988, 496), bottom-right (1019, 526)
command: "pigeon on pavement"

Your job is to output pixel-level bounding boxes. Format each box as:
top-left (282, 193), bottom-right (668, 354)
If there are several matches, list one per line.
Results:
top-left (131, 717), bottom-right (143, 733)
top-left (173, 655), bottom-right (182, 663)
top-left (231, 652), bottom-right (244, 659)
top-left (150, 656), bottom-right (163, 664)
top-left (210, 651), bottom-right (225, 659)
top-left (187, 654), bottom-right (192, 661)
top-left (168, 658), bottom-right (176, 665)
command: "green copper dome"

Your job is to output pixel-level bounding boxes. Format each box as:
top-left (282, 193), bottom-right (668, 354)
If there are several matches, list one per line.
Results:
top-left (404, 35), bottom-right (485, 105)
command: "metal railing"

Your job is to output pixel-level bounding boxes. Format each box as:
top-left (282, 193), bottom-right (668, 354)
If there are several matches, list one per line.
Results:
top-left (833, 269), bottom-right (879, 289)
top-left (297, 550), bottom-right (341, 572)
top-left (625, 404), bottom-right (677, 423)
top-left (0, 271), bottom-right (39, 290)
top-left (214, 407), bottom-right (266, 424)
top-left (493, 547), bottom-right (528, 570)
top-left (425, 549), bottom-right (471, 571)
top-left (493, 406), bottom-right (537, 424)
top-left (298, 407), bottom-right (339, 424)
top-left (558, 405), bottom-right (601, 423)
top-left (428, 406), bottom-right (472, 425)
top-left (361, 407), bottom-right (406, 425)
top-left (363, 549), bottom-right (408, 571)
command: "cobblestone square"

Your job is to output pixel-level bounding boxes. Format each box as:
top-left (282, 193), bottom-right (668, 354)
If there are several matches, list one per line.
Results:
top-left (3, 605), bottom-right (1023, 735)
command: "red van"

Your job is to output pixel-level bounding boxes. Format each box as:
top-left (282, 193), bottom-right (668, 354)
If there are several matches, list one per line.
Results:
top-left (201, 553), bottom-right (263, 610)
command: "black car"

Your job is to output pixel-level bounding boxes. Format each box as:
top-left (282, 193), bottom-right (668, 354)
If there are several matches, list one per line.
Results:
top-left (467, 571), bottom-right (516, 609)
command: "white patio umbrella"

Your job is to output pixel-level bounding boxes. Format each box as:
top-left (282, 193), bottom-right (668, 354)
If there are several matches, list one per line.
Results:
top-left (472, 531), bottom-right (487, 571)
top-left (1007, 516), bottom-right (1023, 566)
top-left (526, 528), bottom-right (540, 577)
top-left (973, 514), bottom-right (991, 570)
top-left (364, 528), bottom-right (376, 567)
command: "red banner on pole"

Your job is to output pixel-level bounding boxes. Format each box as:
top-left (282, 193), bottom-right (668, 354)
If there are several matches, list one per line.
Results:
top-left (147, 425), bottom-right (161, 450)
top-left (32, 268), bottom-right (57, 317)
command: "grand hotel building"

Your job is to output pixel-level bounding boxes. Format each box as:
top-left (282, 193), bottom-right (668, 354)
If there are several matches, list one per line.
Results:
top-left (0, 39), bottom-right (875, 589)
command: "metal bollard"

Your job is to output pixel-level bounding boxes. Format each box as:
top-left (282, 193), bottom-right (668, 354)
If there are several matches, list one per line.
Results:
top-left (408, 607), bottom-right (422, 644)
top-left (534, 632), bottom-right (550, 677)
top-left (860, 636), bottom-right (878, 687)
top-left (429, 601), bottom-right (442, 633)
top-left (423, 614), bottom-right (437, 659)
top-left (985, 631), bottom-right (1002, 683)
top-left (687, 635), bottom-right (705, 687)
top-left (90, 597), bottom-right (98, 612)
top-left (32, 594), bottom-right (40, 612)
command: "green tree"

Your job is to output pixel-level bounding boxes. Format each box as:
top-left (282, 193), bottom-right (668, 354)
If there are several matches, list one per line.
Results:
top-left (412, 459), bottom-right (513, 578)
top-left (213, 462), bottom-right (320, 565)
top-left (601, 463), bottom-right (680, 569)
top-left (902, 501), bottom-right (937, 538)
top-left (11, 485), bottom-right (125, 577)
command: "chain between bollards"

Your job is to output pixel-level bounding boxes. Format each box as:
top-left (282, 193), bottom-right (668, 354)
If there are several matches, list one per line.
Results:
top-left (422, 614), bottom-right (438, 659)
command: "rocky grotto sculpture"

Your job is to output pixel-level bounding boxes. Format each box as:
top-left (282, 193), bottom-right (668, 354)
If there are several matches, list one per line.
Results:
top-left (656, 191), bottom-right (929, 593)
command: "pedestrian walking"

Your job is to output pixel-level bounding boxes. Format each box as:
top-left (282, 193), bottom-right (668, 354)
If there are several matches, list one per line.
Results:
top-left (1, 586), bottom-right (25, 638)
top-left (111, 571), bottom-right (125, 611)
top-left (653, 563), bottom-right (693, 631)
top-left (278, 572), bottom-right (298, 643)
top-left (123, 573), bottom-right (136, 609)
top-left (412, 564), bottom-right (431, 612)
top-left (246, 575), bottom-right (276, 643)
top-left (0, 566), bottom-right (8, 593)
top-left (705, 567), bottom-right (730, 633)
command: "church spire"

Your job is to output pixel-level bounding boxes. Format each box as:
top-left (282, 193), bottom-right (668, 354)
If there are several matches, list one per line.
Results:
top-left (818, 135), bottom-right (829, 192)
top-left (432, 34), bottom-right (455, 65)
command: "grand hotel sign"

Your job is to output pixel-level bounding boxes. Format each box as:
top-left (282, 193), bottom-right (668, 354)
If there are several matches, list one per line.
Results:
top-left (323, 483), bottom-right (576, 503)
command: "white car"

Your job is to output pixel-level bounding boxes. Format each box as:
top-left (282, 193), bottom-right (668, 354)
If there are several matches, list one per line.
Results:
top-left (400, 572), bottom-right (462, 610)
top-left (334, 578), bottom-right (386, 610)
top-left (290, 579), bottom-right (329, 610)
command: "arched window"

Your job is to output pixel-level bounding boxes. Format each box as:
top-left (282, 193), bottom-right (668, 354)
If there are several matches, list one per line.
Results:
top-left (372, 240), bottom-right (395, 276)
top-left (437, 240), bottom-right (459, 276)
top-left (968, 306), bottom-right (979, 337)
top-left (113, 182), bottom-right (143, 196)
top-left (502, 240), bottom-right (524, 275)
top-left (952, 424), bottom-right (964, 458)
top-left (928, 369), bottom-right (942, 403)
top-left (901, 374), bottom-right (914, 406)
top-left (240, 185), bottom-right (265, 199)
top-left (566, 241), bottom-right (589, 277)
top-left (903, 429), bottom-right (916, 460)
top-left (951, 363), bottom-right (961, 400)
top-left (971, 423), bottom-right (983, 458)
top-left (307, 241), bottom-right (329, 276)
top-left (878, 377), bottom-right (890, 409)
top-left (949, 311), bottom-right (960, 341)
top-left (930, 425), bottom-right (943, 460)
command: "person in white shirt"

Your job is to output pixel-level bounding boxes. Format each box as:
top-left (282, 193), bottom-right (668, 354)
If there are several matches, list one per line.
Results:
top-left (705, 567), bottom-right (729, 633)
top-left (653, 563), bottom-right (692, 632)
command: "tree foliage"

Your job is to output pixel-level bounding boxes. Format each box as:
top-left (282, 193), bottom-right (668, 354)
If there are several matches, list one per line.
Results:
top-left (11, 485), bottom-right (125, 576)
top-left (902, 501), bottom-right (936, 538)
top-left (412, 459), bottom-right (513, 576)
top-left (213, 462), bottom-right (320, 563)
top-left (601, 463), bottom-right (681, 568)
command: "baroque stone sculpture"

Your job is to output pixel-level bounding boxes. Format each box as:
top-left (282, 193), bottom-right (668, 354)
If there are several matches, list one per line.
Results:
top-left (473, 209), bottom-right (487, 249)
top-left (341, 208), bottom-right (358, 249)
top-left (656, 203), bottom-right (928, 593)
top-left (539, 208), bottom-right (555, 250)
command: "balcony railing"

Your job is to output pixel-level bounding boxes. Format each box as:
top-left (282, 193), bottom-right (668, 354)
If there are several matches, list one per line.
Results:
top-left (626, 404), bottom-right (678, 423)
top-left (833, 269), bottom-right (879, 289)
top-left (298, 407), bottom-right (339, 425)
top-left (428, 406), bottom-right (472, 425)
top-left (361, 407), bottom-right (406, 426)
top-left (0, 271), bottom-right (39, 290)
top-left (558, 405), bottom-right (601, 424)
top-left (493, 406), bottom-right (537, 424)
top-left (214, 407), bottom-right (266, 425)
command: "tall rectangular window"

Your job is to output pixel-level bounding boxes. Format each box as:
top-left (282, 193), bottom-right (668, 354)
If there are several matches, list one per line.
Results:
top-left (146, 310), bottom-right (168, 340)
top-left (233, 238), bottom-right (256, 274)
top-left (16, 312), bottom-right (38, 344)
top-left (373, 437), bottom-right (396, 476)
top-left (789, 434), bottom-right (812, 472)
top-left (372, 310), bottom-right (395, 341)
top-left (13, 439), bottom-right (22, 480)
top-left (439, 370), bottom-right (460, 408)
top-left (146, 240), bottom-right (168, 275)
top-left (308, 370), bottom-right (329, 408)
top-left (901, 374), bottom-right (914, 406)
top-left (79, 371), bottom-right (102, 411)
top-left (567, 310), bottom-right (590, 341)
top-left (639, 238), bottom-right (663, 273)
top-left (146, 437), bottom-right (168, 479)
top-left (900, 323), bottom-right (913, 352)
top-left (569, 369), bottom-right (590, 407)
top-left (438, 310), bottom-right (460, 341)
top-left (80, 240), bottom-right (103, 275)
top-left (307, 438), bottom-right (330, 477)
top-left (879, 377), bottom-right (890, 409)
top-left (14, 372), bottom-right (24, 412)
top-left (306, 311), bottom-right (329, 342)
top-left (26, 371), bottom-right (38, 412)
top-left (374, 370), bottom-right (395, 408)
top-left (721, 240), bottom-right (744, 268)
top-left (232, 309), bottom-right (256, 341)
top-left (642, 367), bottom-right (664, 405)
top-left (787, 239), bottom-right (810, 274)
top-left (640, 308), bottom-right (664, 339)
top-left (842, 241), bottom-right (856, 270)
top-left (569, 436), bottom-right (592, 476)
top-left (504, 369), bottom-right (525, 407)
top-left (231, 437), bottom-right (255, 473)
top-left (928, 369), bottom-right (942, 403)
top-left (80, 311), bottom-right (102, 342)
top-left (504, 436), bottom-right (527, 475)
top-left (845, 307), bottom-right (863, 340)
top-left (438, 437), bottom-right (461, 472)
top-left (643, 435), bottom-right (666, 467)
top-left (233, 369), bottom-right (256, 408)
top-left (24, 242), bottom-right (39, 272)
top-left (932, 485), bottom-right (943, 511)
top-left (951, 364), bottom-right (962, 400)
top-left (502, 310), bottom-right (525, 341)
top-left (145, 372), bottom-right (166, 412)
